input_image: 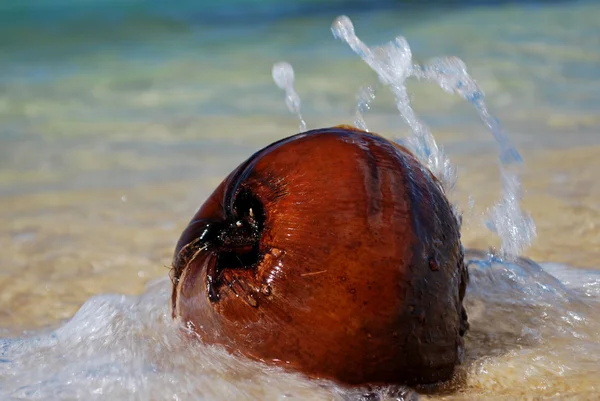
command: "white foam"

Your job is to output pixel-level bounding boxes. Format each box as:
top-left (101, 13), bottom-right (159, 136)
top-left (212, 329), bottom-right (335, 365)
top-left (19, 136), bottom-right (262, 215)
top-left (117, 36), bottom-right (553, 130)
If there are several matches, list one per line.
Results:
top-left (2, 254), bottom-right (599, 400)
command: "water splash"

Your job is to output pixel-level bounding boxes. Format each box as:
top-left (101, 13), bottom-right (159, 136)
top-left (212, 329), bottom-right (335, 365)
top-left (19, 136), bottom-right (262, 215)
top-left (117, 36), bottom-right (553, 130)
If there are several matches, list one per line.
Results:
top-left (485, 166), bottom-right (537, 259)
top-left (331, 15), bottom-right (536, 258)
top-left (332, 15), bottom-right (454, 190)
top-left (354, 85), bottom-right (376, 131)
top-left (462, 250), bottom-right (600, 397)
top-left (415, 57), bottom-right (536, 258)
top-left (272, 61), bottom-right (307, 132)
top-left (415, 57), bottom-right (520, 165)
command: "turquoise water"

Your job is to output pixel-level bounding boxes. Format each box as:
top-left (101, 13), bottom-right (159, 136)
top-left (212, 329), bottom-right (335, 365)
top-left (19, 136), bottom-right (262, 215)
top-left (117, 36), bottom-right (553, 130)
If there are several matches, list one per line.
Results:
top-left (2, 1), bottom-right (599, 200)
top-left (1, 1), bottom-right (600, 399)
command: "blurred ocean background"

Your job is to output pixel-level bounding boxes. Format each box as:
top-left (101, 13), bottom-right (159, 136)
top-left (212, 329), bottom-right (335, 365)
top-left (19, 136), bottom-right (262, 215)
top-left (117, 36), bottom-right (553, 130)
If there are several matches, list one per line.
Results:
top-left (1, 1), bottom-right (600, 399)
top-left (2, 0), bottom-right (599, 196)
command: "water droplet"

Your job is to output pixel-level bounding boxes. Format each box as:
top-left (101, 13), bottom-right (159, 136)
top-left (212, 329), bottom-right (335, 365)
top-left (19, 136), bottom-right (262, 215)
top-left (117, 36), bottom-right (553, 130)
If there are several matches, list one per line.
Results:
top-left (272, 62), bottom-right (306, 132)
top-left (270, 248), bottom-right (283, 258)
top-left (246, 294), bottom-right (258, 307)
top-left (260, 283), bottom-right (271, 296)
top-left (355, 85), bottom-right (376, 131)
top-left (331, 15), bottom-right (354, 41)
top-left (486, 166), bottom-right (537, 259)
top-left (272, 62), bottom-right (295, 89)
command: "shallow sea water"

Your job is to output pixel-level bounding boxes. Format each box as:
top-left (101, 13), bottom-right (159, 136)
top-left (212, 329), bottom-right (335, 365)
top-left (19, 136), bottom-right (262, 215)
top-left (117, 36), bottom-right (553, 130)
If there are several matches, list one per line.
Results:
top-left (1, 1), bottom-right (600, 399)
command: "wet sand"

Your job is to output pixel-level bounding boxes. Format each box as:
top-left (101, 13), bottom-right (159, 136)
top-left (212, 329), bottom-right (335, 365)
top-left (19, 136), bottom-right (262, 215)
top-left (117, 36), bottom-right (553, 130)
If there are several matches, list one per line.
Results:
top-left (1, 125), bottom-right (599, 330)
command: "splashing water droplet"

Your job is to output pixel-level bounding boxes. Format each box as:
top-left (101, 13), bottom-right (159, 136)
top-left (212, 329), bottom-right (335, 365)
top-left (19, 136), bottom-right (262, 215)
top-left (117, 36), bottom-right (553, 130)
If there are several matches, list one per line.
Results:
top-left (416, 56), bottom-right (522, 165)
top-left (331, 15), bottom-right (355, 41)
top-left (414, 57), bottom-right (536, 258)
top-left (332, 15), bottom-right (536, 258)
top-left (272, 62), bottom-right (307, 132)
top-left (332, 15), bottom-right (454, 191)
top-left (486, 165), bottom-right (537, 259)
top-left (354, 85), bottom-right (376, 131)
